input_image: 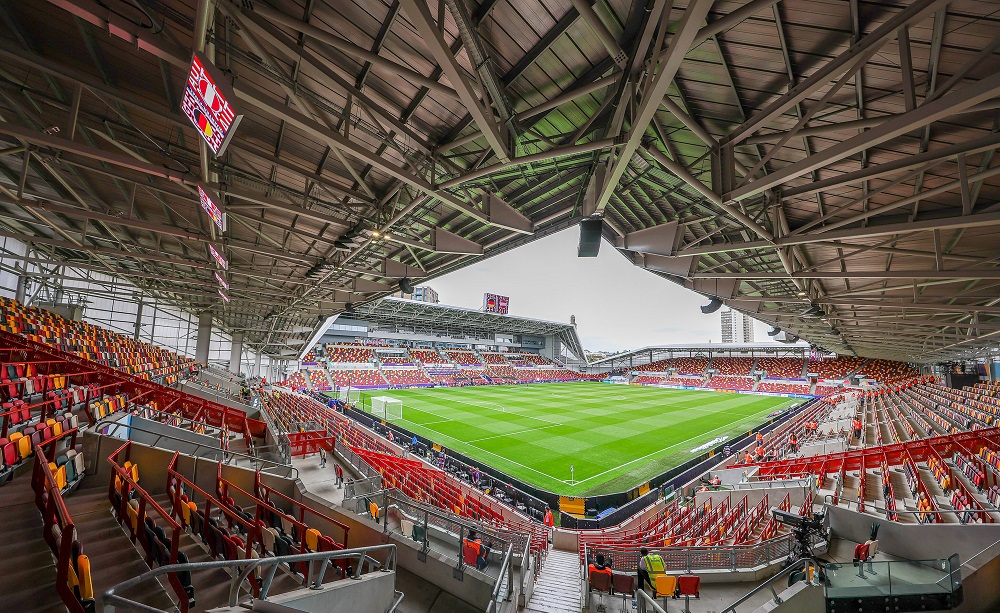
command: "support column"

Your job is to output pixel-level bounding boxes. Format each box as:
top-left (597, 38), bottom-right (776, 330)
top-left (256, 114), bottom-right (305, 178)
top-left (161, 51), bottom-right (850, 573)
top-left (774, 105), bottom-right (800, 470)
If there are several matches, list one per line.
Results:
top-left (133, 299), bottom-right (143, 340)
top-left (253, 352), bottom-right (262, 378)
top-left (195, 312), bottom-right (213, 365)
top-left (230, 332), bottom-right (244, 375)
top-left (14, 264), bottom-right (27, 303)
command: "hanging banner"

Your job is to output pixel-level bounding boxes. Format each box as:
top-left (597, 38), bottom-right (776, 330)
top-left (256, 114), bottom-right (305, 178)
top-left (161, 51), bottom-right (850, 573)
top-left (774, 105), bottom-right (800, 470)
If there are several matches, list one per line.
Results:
top-left (215, 272), bottom-right (229, 291)
top-left (208, 243), bottom-right (227, 269)
top-left (198, 184), bottom-right (226, 233)
top-left (181, 52), bottom-right (242, 156)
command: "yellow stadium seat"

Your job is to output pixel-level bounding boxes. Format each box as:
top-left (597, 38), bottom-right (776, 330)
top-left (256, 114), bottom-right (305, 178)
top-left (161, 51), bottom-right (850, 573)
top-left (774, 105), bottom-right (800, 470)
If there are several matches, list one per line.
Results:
top-left (77, 555), bottom-right (94, 600)
top-left (305, 528), bottom-right (320, 551)
top-left (655, 575), bottom-right (677, 599)
top-left (18, 436), bottom-right (32, 459)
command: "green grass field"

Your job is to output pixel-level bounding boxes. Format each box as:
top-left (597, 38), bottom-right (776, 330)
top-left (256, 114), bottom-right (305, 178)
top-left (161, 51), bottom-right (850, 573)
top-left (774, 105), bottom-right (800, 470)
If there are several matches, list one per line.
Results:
top-left (347, 383), bottom-right (797, 496)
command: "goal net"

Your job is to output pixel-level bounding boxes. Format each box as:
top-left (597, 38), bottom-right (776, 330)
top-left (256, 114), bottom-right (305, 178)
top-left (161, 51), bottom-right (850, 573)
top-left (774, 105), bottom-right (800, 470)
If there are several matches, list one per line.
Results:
top-left (370, 396), bottom-right (403, 421)
top-left (338, 387), bottom-right (361, 403)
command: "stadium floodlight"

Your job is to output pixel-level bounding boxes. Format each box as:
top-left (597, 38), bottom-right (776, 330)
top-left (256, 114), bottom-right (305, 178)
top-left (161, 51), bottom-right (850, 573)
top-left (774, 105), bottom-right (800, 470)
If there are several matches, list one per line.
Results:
top-left (701, 298), bottom-right (723, 314)
top-left (767, 326), bottom-right (781, 336)
top-left (399, 277), bottom-right (415, 294)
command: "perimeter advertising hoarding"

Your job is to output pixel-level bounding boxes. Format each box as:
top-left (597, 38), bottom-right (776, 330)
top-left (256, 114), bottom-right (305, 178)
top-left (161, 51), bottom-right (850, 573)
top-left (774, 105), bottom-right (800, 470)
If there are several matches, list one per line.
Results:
top-left (198, 185), bottom-right (226, 233)
top-left (181, 52), bottom-right (242, 156)
top-left (482, 293), bottom-right (509, 314)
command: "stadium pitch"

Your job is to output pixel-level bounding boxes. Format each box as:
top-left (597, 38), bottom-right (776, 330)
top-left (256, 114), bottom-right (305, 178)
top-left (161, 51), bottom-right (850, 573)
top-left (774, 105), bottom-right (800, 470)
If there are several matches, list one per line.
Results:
top-left (353, 383), bottom-right (798, 496)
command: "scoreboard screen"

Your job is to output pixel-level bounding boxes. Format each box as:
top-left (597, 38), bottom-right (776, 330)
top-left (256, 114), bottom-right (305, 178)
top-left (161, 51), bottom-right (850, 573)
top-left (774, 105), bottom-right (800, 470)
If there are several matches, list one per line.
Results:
top-left (199, 185), bottom-right (226, 233)
top-left (181, 52), bottom-right (242, 156)
top-left (483, 293), bottom-right (509, 314)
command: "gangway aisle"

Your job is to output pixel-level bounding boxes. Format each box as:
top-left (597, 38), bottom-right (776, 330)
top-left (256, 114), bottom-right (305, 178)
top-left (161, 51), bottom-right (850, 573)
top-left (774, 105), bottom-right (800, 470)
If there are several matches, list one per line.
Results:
top-left (525, 548), bottom-right (580, 613)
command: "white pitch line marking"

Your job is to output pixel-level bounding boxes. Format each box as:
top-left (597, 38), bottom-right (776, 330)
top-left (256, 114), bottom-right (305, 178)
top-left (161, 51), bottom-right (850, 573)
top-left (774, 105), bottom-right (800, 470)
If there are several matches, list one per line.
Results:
top-left (467, 423), bottom-right (562, 443)
top-left (568, 404), bottom-right (788, 486)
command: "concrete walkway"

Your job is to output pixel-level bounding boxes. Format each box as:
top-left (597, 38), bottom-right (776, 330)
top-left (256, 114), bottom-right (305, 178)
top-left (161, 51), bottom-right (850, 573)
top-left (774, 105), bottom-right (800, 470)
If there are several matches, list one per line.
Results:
top-left (526, 548), bottom-right (582, 613)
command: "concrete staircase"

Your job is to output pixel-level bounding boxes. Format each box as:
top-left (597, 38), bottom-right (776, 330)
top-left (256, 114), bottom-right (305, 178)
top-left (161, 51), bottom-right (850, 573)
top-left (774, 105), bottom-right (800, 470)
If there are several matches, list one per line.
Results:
top-left (0, 474), bottom-right (66, 613)
top-left (64, 478), bottom-right (176, 611)
top-left (525, 549), bottom-right (581, 613)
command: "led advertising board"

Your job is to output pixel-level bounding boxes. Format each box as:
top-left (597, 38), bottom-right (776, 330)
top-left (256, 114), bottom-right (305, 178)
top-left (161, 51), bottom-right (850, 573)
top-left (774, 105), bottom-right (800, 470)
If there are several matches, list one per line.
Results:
top-left (215, 272), bottom-right (229, 291)
top-left (208, 243), bottom-right (227, 269)
top-left (198, 184), bottom-right (226, 233)
top-left (482, 293), bottom-right (509, 314)
top-left (218, 289), bottom-right (229, 303)
top-left (181, 52), bottom-right (242, 156)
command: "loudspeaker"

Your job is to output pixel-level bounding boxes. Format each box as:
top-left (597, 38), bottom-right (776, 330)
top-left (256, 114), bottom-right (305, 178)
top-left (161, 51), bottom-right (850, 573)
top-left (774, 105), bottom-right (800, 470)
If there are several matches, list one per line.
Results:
top-left (578, 218), bottom-right (602, 257)
top-left (399, 277), bottom-right (414, 294)
top-left (700, 298), bottom-right (723, 314)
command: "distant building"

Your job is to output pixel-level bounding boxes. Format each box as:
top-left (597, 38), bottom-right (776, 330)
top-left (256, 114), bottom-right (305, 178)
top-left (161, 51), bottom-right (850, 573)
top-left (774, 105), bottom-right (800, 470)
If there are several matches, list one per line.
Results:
top-left (395, 286), bottom-right (439, 303)
top-left (722, 308), bottom-right (754, 343)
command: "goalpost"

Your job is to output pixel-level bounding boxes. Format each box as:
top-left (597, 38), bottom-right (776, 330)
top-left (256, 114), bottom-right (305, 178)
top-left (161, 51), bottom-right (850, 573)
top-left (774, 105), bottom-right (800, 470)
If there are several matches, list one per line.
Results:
top-left (338, 387), bottom-right (361, 403)
top-left (371, 395), bottom-right (403, 421)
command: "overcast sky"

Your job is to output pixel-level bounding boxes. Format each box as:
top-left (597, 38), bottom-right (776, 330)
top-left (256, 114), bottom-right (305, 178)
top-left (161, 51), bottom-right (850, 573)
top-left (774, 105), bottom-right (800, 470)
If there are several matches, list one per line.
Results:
top-left (428, 227), bottom-right (770, 352)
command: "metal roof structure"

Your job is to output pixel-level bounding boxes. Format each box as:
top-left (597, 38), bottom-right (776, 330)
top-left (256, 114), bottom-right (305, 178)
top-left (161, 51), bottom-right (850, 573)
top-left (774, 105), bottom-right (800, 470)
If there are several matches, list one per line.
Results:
top-left (589, 341), bottom-right (813, 367)
top-left (344, 296), bottom-right (586, 360)
top-left (0, 0), bottom-right (999, 362)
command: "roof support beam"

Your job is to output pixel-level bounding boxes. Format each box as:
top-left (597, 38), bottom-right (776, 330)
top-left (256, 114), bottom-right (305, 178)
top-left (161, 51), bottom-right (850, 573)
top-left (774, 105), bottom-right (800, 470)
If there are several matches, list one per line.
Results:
top-left (728, 69), bottom-right (1000, 201)
top-left (592, 0), bottom-right (715, 217)
top-left (398, 0), bottom-right (510, 163)
top-left (723, 0), bottom-right (950, 146)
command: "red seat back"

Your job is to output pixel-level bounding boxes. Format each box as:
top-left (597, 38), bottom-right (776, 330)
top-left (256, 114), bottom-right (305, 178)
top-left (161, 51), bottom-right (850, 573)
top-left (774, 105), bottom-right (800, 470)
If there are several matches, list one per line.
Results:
top-left (462, 542), bottom-right (479, 566)
top-left (678, 574), bottom-right (700, 596)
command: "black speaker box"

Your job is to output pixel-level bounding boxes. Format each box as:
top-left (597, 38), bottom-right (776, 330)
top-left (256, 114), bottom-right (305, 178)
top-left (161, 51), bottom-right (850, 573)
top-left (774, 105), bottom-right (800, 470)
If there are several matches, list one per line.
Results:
top-left (578, 218), bottom-right (602, 257)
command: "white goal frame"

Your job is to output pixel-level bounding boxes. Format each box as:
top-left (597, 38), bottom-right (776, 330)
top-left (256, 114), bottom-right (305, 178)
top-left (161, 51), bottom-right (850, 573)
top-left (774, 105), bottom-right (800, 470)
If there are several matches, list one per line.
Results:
top-left (371, 395), bottom-right (403, 421)
top-left (338, 387), bottom-right (361, 403)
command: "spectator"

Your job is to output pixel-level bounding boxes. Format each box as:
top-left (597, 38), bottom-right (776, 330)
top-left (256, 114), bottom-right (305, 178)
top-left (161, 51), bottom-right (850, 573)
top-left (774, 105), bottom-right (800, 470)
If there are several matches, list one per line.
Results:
top-left (318, 447), bottom-right (327, 468)
top-left (638, 547), bottom-right (663, 594)
top-left (464, 530), bottom-right (491, 570)
top-left (543, 505), bottom-right (555, 543)
top-left (335, 464), bottom-right (344, 487)
top-left (589, 553), bottom-right (613, 581)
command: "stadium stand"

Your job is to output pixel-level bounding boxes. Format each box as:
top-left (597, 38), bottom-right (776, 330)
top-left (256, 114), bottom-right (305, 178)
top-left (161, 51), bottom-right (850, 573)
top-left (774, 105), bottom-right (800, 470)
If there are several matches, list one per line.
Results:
top-left (711, 357), bottom-right (755, 376)
top-left (382, 369), bottom-right (432, 387)
top-left (410, 349), bottom-right (449, 365)
top-left (709, 375), bottom-right (755, 391)
top-left (480, 352), bottom-right (510, 365)
top-left (807, 356), bottom-right (866, 380)
top-left (757, 382), bottom-right (812, 395)
top-left (324, 345), bottom-right (377, 364)
top-left (756, 357), bottom-right (806, 379)
top-left (671, 357), bottom-right (710, 375)
top-left (307, 369), bottom-right (331, 389)
top-left (327, 369), bottom-right (387, 388)
top-left (6, 0), bottom-right (1000, 609)
top-left (444, 350), bottom-right (482, 366)
top-left (285, 371), bottom-right (307, 391)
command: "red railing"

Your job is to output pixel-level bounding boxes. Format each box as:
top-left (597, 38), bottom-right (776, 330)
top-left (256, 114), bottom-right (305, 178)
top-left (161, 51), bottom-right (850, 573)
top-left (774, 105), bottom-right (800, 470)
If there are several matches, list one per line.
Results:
top-left (166, 452), bottom-right (262, 596)
top-left (108, 441), bottom-right (190, 611)
top-left (32, 444), bottom-right (87, 613)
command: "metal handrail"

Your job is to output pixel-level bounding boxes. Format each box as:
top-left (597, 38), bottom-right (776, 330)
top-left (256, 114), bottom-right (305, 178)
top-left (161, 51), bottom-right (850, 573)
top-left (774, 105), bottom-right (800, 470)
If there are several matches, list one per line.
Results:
top-left (101, 543), bottom-right (400, 613)
top-left (485, 544), bottom-right (515, 613)
top-left (719, 557), bottom-right (814, 613)
top-left (97, 420), bottom-right (297, 478)
top-left (824, 494), bottom-right (992, 522)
